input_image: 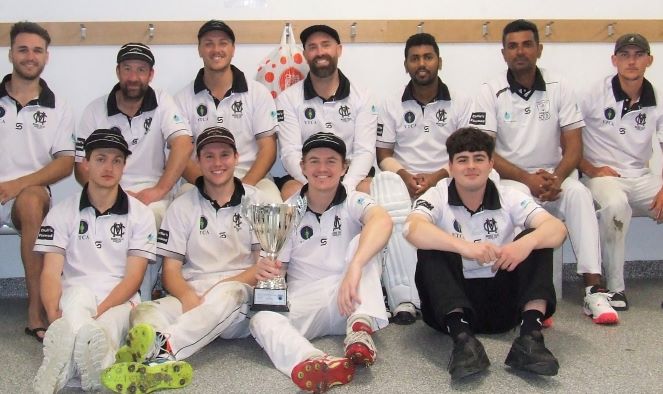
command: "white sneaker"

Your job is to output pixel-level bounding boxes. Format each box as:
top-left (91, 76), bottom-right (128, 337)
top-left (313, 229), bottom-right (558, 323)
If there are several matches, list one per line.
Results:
top-left (75, 321), bottom-right (113, 391)
top-left (33, 318), bottom-right (76, 394)
top-left (583, 291), bottom-right (619, 324)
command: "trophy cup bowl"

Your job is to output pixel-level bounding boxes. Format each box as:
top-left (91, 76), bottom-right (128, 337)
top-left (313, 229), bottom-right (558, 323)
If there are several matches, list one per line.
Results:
top-left (241, 195), bottom-right (307, 311)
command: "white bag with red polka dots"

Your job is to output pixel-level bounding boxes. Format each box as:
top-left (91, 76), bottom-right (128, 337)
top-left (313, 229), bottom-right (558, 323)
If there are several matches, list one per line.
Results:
top-left (255, 23), bottom-right (309, 99)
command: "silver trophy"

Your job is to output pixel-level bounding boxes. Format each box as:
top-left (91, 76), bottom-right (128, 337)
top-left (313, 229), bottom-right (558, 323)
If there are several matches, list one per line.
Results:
top-left (241, 195), bottom-right (307, 311)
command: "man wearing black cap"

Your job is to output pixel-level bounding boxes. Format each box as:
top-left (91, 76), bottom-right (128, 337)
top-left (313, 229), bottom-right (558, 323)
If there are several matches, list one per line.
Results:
top-left (276, 24), bottom-right (378, 201)
top-left (34, 129), bottom-right (156, 393)
top-left (1, 21), bottom-right (75, 342)
top-left (176, 20), bottom-right (280, 203)
top-left (104, 127), bottom-right (264, 390)
top-left (75, 42), bottom-right (193, 300)
top-left (250, 132), bottom-right (391, 393)
top-left (579, 33), bottom-right (662, 311)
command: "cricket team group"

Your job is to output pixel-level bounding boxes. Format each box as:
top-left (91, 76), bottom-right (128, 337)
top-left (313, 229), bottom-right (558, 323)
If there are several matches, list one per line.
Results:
top-left (2, 15), bottom-right (661, 393)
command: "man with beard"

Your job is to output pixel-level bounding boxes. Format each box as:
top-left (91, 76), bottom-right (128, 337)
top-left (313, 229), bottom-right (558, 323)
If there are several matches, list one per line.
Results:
top-left (470, 19), bottom-right (618, 325)
top-left (75, 43), bottom-right (193, 300)
top-left (0, 21), bottom-right (75, 342)
top-left (371, 33), bottom-right (472, 324)
top-left (176, 20), bottom-right (281, 203)
top-left (275, 24), bottom-right (378, 200)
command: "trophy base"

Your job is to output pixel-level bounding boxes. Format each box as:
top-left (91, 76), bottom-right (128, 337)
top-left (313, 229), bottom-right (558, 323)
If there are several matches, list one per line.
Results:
top-left (250, 287), bottom-right (289, 312)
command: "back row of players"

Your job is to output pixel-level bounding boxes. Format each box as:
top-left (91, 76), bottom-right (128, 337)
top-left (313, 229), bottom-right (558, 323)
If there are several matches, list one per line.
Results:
top-left (3, 17), bottom-right (660, 392)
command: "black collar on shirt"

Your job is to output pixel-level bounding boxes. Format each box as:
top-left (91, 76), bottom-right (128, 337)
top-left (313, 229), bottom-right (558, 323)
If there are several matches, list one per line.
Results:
top-left (448, 178), bottom-right (501, 215)
top-left (303, 69), bottom-right (351, 102)
top-left (611, 74), bottom-right (657, 108)
top-left (195, 176), bottom-right (245, 211)
top-left (507, 67), bottom-right (546, 100)
top-left (401, 77), bottom-right (451, 104)
top-left (79, 184), bottom-right (129, 217)
top-left (0, 74), bottom-right (56, 109)
top-left (299, 183), bottom-right (347, 215)
top-left (193, 65), bottom-right (249, 97)
top-left (106, 83), bottom-right (158, 117)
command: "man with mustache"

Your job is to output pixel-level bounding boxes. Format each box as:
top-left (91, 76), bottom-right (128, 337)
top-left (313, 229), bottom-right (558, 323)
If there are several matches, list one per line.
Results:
top-left (275, 24), bottom-right (378, 200)
top-left (371, 33), bottom-right (472, 325)
top-left (0, 21), bottom-right (75, 342)
top-left (470, 19), bottom-right (618, 325)
top-left (578, 34), bottom-right (662, 311)
top-left (75, 43), bottom-right (193, 300)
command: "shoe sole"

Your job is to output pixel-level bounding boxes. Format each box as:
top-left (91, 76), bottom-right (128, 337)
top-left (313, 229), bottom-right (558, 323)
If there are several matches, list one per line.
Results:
top-left (505, 353), bottom-right (559, 376)
top-left (75, 323), bottom-right (110, 391)
top-left (33, 319), bottom-right (76, 394)
top-left (116, 323), bottom-right (156, 363)
top-left (345, 343), bottom-right (376, 366)
top-left (450, 356), bottom-right (490, 380)
top-left (292, 358), bottom-right (355, 392)
top-left (101, 361), bottom-right (193, 393)
top-left (583, 307), bottom-right (619, 324)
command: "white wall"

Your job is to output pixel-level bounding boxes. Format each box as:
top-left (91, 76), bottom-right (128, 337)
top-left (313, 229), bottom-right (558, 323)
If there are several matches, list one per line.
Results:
top-left (1, 1), bottom-right (662, 277)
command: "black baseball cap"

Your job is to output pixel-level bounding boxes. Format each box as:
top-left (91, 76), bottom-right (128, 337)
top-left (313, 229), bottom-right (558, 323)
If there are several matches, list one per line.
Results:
top-left (84, 129), bottom-right (132, 156)
top-left (300, 24), bottom-right (340, 46)
top-left (198, 20), bottom-right (236, 43)
top-left (117, 43), bottom-right (155, 67)
top-left (196, 126), bottom-right (237, 155)
top-left (302, 132), bottom-right (346, 159)
top-left (614, 33), bottom-right (650, 54)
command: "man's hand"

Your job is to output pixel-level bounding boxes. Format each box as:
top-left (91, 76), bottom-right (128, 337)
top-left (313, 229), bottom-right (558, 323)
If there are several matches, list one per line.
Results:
top-left (413, 173), bottom-right (438, 197)
top-left (180, 291), bottom-right (204, 313)
top-left (338, 264), bottom-right (362, 317)
top-left (0, 179), bottom-right (26, 204)
top-left (650, 188), bottom-right (663, 223)
top-left (397, 169), bottom-right (421, 198)
top-left (492, 241), bottom-right (531, 272)
top-left (459, 241), bottom-right (500, 265)
top-left (523, 170), bottom-right (556, 199)
top-left (538, 172), bottom-right (562, 202)
top-left (127, 186), bottom-right (167, 206)
top-left (256, 257), bottom-right (282, 282)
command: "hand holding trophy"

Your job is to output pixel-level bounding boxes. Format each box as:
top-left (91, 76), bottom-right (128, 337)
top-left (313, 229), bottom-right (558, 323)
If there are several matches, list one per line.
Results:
top-left (241, 195), bottom-right (307, 311)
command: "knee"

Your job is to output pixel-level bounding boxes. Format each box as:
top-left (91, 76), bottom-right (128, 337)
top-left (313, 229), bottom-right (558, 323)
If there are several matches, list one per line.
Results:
top-left (13, 187), bottom-right (50, 224)
top-left (131, 301), bottom-right (160, 323)
top-left (249, 311), bottom-right (284, 335)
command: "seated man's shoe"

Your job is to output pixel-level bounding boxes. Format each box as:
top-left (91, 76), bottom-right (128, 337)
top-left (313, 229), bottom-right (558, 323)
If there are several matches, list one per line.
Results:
top-left (291, 355), bottom-right (355, 393)
top-left (505, 331), bottom-right (559, 376)
top-left (583, 290), bottom-right (619, 324)
top-left (389, 302), bottom-right (417, 325)
top-left (448, 332), bottom-right (490, 380)
top-left (101, 360), bottom-right (193, 393)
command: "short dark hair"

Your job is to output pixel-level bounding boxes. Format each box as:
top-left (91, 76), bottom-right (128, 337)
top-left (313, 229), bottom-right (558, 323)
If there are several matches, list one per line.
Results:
top-left (10, 21), bottom-right (51, 47)
top-left (446, 127), bottom-right (495, 161)
top-left (404, 33), bottom-right (439, 58)
top-left (502, 19), bottom-right (539, 46)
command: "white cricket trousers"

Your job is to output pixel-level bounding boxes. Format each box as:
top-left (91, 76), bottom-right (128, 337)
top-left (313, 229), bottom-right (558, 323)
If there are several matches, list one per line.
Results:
top-left (131, 280), bottom-right (252, 360)
top-left (59, 285), bottom-right (135, 356)
top-left (249, 235), bottom-right (389, 376)
top-left (581, 173), bottom-right (662, 292)
top-left (501, 175), bottom-right (602, 275)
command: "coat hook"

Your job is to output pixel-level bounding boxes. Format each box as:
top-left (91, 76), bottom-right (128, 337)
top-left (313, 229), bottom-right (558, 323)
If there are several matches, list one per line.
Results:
top-left (79, 24), bottom-right (87, 40)
top-left (482, 21), bottom-right (490, 38)
top-left (545, 21), bottom-right (554, 37)
top-left (284, 22), bottom-right (290, 41)
top-left (148, 23), bottom-right (155, 40)
top-left (607, 23), bottom-right (615, 37)
top-left (350, 22), bottom-right (357, 39)
top-left (417, 22), bottom-right (424, 34)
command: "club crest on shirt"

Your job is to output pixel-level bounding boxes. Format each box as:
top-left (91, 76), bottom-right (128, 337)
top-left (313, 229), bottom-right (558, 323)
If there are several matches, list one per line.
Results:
top-left (200, 216), bottom-right (210, 235)
top-left (635, 113), bottom-right (646, 130)
top-left (435, 108), bottom-right (447, 125)
top-left (536, 100), bottom-right (551, 121)
top-left (483, 217), bottom-right (498, 239)
top-left (332, 215), bottom-right (342, 236)
top-left (338, 105), bottom-right (351, 122)
top-left (144, 117), bottom-right (152, 133)
top-left (110, 222), bottom-right (126, 243)
top-left (33, 111), bottom-right (47, 129)
top-left (232, 100), bottom-right (243, 118)
top-left (233, 213), bottom-right (242, 230)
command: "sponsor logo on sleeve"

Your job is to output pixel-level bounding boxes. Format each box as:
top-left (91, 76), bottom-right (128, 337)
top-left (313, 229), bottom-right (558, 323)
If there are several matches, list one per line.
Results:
top-left (377, 123), bottom-right (383, 136)
top-left (157, 229), bottom-right (170, 244)
top-left (414, 199), bottom-right (434, 211)
top-left (277, 110), bottom-right (284, 122)
top-left (38, 226), bottom-right (54, 241)
top-left (469, 112), bottom-right (486, 125)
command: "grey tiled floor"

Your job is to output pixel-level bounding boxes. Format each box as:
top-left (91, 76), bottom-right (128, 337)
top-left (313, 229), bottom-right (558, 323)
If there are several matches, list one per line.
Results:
top-left (4, 279), bottom-right (663, 393)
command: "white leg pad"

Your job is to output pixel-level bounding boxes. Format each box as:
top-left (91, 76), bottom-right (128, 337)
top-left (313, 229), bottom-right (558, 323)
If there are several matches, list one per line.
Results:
top-left (370, 171), bottom-right (420, 310)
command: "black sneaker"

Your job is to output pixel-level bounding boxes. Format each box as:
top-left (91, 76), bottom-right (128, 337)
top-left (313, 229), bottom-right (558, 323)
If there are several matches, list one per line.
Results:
top-left (448, 333), bottom-right (490, 380)
top-left (607, 291), bottom-right (628, 311)
top-left (505, 331), bottom-right (559, 376)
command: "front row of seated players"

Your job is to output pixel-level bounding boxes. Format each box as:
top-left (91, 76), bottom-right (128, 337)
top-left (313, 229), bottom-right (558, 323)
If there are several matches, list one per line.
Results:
top-left (405, 127), bottom-right (567, 379)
